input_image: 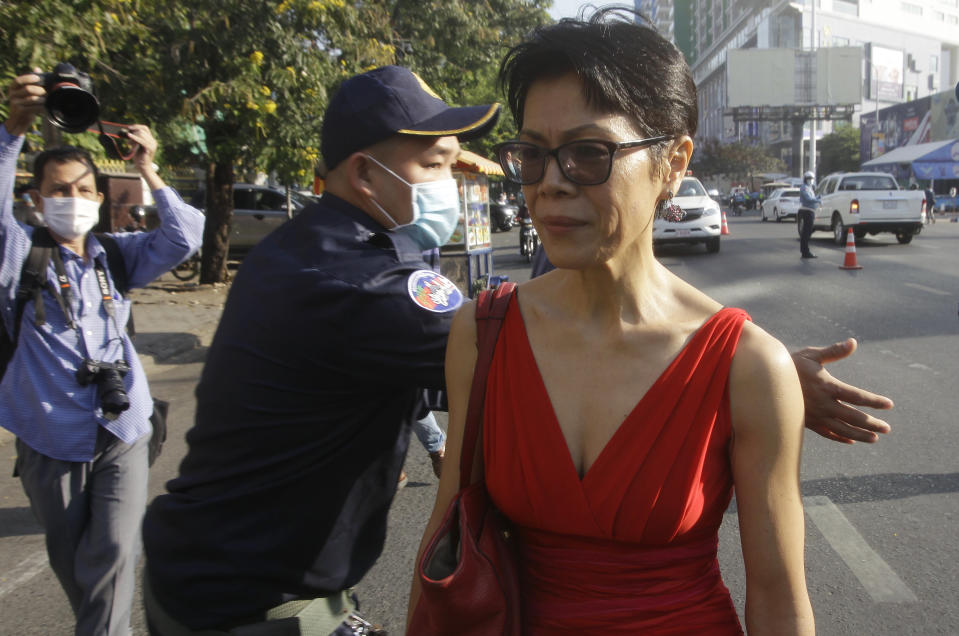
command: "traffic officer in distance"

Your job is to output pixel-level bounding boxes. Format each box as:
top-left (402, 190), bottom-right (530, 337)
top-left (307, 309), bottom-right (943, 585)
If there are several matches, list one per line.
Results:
top-left (798, 170), bottom-right (820, 258)
top-left (142, 66), bottom-right (499, 635)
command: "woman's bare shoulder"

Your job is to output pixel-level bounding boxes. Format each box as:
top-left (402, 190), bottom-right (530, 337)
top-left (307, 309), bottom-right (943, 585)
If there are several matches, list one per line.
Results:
top-left (729, 321), bottom-right (804, 438)
top-left (448, 298), bottom-right (478, 351)
top-left (734, 321), bottom-right (795, 377)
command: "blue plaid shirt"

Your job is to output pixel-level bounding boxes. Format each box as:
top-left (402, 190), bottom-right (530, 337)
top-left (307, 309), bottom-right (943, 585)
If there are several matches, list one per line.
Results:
top-left (0, 127), bottom-right (204, 461)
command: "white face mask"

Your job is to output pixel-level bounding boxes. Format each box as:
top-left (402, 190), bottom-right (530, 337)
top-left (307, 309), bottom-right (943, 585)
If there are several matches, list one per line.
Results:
top-left (42, 197), bottom-right (101, 241)
top-left (365, 155), bottom-right (461, 251)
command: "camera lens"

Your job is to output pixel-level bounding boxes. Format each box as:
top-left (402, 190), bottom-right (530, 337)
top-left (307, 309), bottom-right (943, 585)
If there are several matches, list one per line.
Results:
top-left (97, 368), bottom-right (130, 420)
top-left (45, 85), bottom-right (100, 134)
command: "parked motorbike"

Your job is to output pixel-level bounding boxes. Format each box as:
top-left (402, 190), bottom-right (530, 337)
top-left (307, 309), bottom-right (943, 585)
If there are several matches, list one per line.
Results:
top-left (519, 217), bottom-right (539, 263)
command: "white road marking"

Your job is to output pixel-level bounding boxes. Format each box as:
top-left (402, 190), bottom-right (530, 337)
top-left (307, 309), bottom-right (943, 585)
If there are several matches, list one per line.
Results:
top-left (0, 550), bottom-right (49, 598)
top-left (903, 282), bottom-right (951, 296)
top-left (804, 496), bottom-right (917, 603)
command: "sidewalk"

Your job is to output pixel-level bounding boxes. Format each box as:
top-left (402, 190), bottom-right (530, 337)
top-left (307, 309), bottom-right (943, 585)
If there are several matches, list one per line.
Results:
top-left (129, 273), bottom-right (229, 373)
top-left (0, 273), bottom-right (229, 450)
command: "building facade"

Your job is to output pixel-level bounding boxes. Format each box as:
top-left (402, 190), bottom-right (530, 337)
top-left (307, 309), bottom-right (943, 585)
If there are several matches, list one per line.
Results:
top-left (637, 0), bottom-right (677, 41)
top-left (685, 0), bottom-right (959, 173)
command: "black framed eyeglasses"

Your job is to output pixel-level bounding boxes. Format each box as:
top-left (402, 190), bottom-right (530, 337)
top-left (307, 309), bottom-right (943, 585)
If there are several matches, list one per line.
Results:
top-left (494, 136), bottom-right (672, 186)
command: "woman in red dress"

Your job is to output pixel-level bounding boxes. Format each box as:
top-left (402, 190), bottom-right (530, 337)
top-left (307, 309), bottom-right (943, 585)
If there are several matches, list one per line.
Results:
top-left (413, 9), bottom-right (815, 634)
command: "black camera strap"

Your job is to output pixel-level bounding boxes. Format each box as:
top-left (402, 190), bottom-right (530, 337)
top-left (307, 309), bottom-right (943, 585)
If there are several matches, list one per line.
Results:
top-left (48, 246), bottom-right (124, 360)
top-left (48, 248), bottom-right (76, 326)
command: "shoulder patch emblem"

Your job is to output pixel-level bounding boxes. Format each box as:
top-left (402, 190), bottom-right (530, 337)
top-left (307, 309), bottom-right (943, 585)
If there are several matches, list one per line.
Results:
top-left (407, 270), bottom-right (463, 313)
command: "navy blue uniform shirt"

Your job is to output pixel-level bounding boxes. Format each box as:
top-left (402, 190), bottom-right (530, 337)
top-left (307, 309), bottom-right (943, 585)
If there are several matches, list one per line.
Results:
top-left (142, 193), bottom-right (462, 629)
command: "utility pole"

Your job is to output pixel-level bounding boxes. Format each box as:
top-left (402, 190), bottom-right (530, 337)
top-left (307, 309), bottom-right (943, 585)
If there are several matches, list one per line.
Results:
top-left (809, 0), bottom-right (817, 178)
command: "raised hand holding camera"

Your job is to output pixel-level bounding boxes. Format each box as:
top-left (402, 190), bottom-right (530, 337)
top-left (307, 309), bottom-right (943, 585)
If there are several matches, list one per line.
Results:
top-left (39, 63), bottom-right (100, 133)
top-left (5, 63), bottom-right (100, 137)
top-left (123, 124), bottom-right (166, 190)
top-left (4, 69), bottom-right (45, 136)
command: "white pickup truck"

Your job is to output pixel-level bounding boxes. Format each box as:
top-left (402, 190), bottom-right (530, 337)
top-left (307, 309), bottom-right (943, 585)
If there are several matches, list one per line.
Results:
top-left (810, 172), bottom-right (924, 245)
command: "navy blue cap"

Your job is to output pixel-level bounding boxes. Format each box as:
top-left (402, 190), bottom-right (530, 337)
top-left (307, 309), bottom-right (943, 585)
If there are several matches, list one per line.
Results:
top-left (321, 66), bottom-right (501, 170)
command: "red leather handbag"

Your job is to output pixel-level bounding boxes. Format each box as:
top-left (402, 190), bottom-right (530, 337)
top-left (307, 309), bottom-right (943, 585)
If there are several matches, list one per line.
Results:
top-left (408, 283), bottom-right (521, 636)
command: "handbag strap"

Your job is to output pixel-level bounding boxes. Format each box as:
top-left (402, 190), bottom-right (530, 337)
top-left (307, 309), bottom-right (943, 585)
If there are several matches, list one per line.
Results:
top-left (459, 282), bottom-right (517, 490)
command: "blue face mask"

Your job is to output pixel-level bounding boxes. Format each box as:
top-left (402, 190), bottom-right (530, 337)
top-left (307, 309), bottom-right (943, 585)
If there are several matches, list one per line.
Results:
top-left (366, 155), bottom-right (461, 251)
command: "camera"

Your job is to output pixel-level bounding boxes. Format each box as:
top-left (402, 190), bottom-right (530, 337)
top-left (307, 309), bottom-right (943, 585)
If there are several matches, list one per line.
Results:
top-left (75, 359), bottom-right (131, 420)
top-left (40, 62), bottom-right (100, 134)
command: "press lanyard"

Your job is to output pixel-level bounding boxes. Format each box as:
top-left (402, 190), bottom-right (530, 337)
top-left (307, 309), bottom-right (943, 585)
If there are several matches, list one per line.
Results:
top-left (48, 247), bottom-right (124, 358)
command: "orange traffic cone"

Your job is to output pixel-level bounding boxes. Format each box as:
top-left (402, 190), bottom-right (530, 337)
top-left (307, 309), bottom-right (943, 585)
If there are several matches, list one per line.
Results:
top-left (721, 211), bottom-right (730, 235)
top-left (839, 228), bottom-right (863, 270)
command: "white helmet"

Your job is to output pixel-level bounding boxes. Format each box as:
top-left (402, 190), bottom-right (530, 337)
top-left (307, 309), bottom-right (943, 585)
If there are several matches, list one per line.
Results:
top-left (804, 171), bottom-right (815, 180)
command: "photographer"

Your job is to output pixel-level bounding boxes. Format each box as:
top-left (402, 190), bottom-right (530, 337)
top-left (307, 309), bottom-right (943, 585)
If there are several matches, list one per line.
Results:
top-left (1, 70), bottom-right (203, 635)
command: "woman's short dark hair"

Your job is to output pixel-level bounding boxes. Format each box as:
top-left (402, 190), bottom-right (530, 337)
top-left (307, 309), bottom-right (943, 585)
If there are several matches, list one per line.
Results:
top-left (33, 146), bottom-right (100, 189)
top-left (499, 7), bottom-right (697, 147)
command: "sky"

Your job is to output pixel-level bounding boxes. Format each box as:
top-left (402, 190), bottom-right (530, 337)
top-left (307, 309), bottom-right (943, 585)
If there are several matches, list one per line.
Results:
top-left (548, 1), bottom-right (623, 21)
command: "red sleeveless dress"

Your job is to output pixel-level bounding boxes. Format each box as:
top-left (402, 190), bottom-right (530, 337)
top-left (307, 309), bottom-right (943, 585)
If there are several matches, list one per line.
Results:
top-left (484, 299), bottom-right (749, 635)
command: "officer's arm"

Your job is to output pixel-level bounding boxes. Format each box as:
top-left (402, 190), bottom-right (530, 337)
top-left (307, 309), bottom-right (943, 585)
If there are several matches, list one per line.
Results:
top-left (333, 269), bottom-right (457, 390)
top-left (792, 338), bottom-right (893, 443)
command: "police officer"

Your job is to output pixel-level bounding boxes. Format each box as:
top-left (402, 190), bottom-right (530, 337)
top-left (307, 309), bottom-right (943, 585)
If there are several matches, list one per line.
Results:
top-left (142, 66), bottom-right (500, 635)
top-left (798, 170), bottom-right (820, 258)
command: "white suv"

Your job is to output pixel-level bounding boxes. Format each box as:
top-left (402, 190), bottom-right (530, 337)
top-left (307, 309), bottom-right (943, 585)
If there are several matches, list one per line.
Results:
top-left (653, 176), bottom-right (722, 253)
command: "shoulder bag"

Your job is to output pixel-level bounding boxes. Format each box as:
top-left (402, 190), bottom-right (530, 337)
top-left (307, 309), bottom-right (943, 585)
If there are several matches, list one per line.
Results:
top-left (408, 282), bottom-right (521, 636)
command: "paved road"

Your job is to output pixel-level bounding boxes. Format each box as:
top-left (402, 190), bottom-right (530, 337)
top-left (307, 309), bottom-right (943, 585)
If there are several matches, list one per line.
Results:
top-left (1, 213), bottom-right (957, 634)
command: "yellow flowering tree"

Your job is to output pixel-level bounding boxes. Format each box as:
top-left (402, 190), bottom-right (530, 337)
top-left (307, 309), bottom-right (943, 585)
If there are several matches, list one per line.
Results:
top-left (103, 0), bottom-right (395, 283)
top-left (0, 0), bottom-right (553, 283)
top-left (0, 0), bottom-right (150, 149)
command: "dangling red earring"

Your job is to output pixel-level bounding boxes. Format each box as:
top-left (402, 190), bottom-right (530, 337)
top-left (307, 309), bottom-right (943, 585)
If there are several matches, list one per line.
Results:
top-left (657, 190), bottom-right (685, 222)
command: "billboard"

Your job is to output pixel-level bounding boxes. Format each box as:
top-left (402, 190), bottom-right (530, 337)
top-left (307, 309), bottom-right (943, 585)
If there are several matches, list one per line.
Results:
top-left (869, 45), bottom-right (904, 102)
top-left (860, 89), bottom-right (959, 164)
top-left (727, 48), bottom-right (795, 107)
top-left (727, 47), bottom-right (862, 108)
top-left (816, 47), bottom-right (863, 105)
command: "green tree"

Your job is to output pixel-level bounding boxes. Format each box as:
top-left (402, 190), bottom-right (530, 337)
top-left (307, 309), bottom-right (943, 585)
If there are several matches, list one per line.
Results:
top-left (104, 0), bottom-right (397, 283)
top-left (818, 124), bottom-right (860, 176)
top-left (689, 138), bottom-right (725, 178)
top-left (1, 0), bottom-right (554, 283)
top-left (112, 0), bottom-right (549, 283)
top-left (389, 0), bottom-right (552, 155)
top-left (0, 1), bottom-right (147, 150)
top-left (691, 139), bottom-right (786, 184)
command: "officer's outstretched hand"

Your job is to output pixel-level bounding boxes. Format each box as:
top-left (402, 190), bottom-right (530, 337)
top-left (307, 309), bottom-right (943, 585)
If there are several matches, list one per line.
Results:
top-left (793, 338), bottom-right (894, 444)
top-left (5, 69), bottom-right (45, 137)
